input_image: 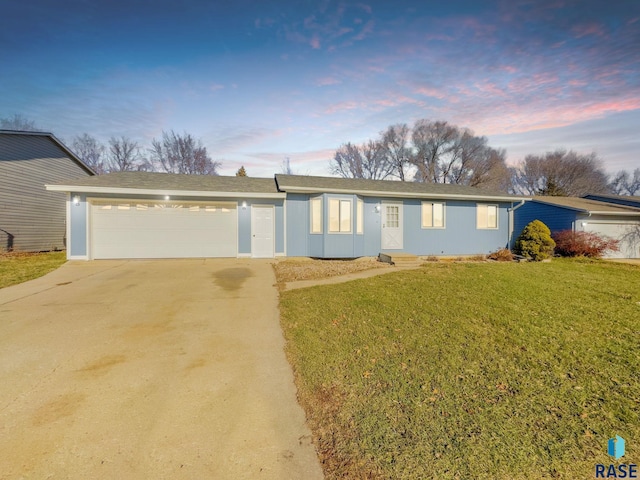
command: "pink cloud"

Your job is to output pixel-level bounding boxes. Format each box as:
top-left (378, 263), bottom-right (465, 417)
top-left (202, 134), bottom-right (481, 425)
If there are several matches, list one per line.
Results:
top-left (210, 83), bottom-right (224, 91)
top-left (414, 86), bottom-right (447, 99)
top-left (500, 65), bottom-right (518, 74)
top-left (324, 100), bottom-right (360, 114)
top-left (571, 22), bottom-right (607, 39)
top-left (316, 76), bottom-right (341, 86)
top-left (310, 35), bottom-right (321, 49)
top-left (471, 97), bottom-right (640, 136)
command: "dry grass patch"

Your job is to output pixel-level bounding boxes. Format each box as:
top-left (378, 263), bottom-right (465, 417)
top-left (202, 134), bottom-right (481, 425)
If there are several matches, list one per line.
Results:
top-left (0, 251), bottom-right (66, 289)
top-left (273, 257), bottom-right (391, 284)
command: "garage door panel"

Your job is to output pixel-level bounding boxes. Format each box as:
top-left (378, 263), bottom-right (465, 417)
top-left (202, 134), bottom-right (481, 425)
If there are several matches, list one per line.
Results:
top-left (583, 222), bottom-right (640, 259)
top-left (91, 200), bottom-right (237, 259)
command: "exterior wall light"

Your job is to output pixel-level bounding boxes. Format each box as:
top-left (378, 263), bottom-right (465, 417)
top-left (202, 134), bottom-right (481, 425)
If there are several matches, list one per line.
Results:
top-left (375, 204), bottom-right (381, 213)
top-left (73, 196), bottom-right (80, 206)
top-left (164, 195), bottom-right (170, 200)
top-left (242, 201), bottom-right (247, 209)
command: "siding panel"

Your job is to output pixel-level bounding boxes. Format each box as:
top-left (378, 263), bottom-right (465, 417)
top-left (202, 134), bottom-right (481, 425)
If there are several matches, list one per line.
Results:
top-left (0, 134), bottom-right (93, 251)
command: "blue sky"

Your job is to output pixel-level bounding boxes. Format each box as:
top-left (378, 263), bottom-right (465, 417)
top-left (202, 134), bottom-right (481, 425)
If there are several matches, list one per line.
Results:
top-left (1, 0), bottom-right (639, 177)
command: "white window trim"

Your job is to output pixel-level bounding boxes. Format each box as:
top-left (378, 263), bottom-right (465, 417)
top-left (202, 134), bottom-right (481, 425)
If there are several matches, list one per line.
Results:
top-left (328, 197), bottom-right (352, 234)
top-left (357, 198), bottom-right (364, 234)
top-left (477, 203), bottom-right (499, 230)
top-left (421, 201), bottom-right (446, 229)
top-left (310, 196), bottom-right (323, 234)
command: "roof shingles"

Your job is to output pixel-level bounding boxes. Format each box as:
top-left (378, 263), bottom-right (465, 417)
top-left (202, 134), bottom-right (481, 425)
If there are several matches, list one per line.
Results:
top-left (51, 171), bottom-right (279, 194)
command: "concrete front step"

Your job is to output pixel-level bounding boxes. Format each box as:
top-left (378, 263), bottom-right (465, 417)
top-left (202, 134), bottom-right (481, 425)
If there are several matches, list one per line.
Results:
top-left (378, 252), bottom-right (422, 267)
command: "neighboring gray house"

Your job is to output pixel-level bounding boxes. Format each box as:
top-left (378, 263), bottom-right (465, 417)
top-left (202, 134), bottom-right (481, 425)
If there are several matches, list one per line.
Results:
top-left (0, 130), bottom-right (94, 251)
top-left (47, 172), bottom-right (524, 260)
top-left (513, 196), bottom-right (640, 258)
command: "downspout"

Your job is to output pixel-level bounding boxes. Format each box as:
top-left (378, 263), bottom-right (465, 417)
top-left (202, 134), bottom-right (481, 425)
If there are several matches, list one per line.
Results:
top-left (508, 200), bottom-right (526, 249)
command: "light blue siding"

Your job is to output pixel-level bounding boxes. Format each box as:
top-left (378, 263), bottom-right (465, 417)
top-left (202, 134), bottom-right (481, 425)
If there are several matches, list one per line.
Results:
top-left (237, 203), bottom-right (251, 254)
top-left (69, 192), bottom-right (88, 257)
top-left (285, 194), bottom-right (512, 258)
top-left (285, 194), bottom-right (310, 256)
top-left (67, 193), bottom-right (284, 258)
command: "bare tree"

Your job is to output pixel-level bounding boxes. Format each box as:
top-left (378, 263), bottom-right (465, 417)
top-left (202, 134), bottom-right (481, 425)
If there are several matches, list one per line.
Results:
top-left (330, 140), bottom-right (394, 180)
top-left (107, 136), bottom-right (142, 172)
top-left (411, 120), bottom-right (458, 183)
top-left (0, 114), bottom-right (39, 131)
top-left (610, 168), bottom-right (640, 196)
top-left (380, 124), bottom-right (411, 181)
top-left (464, 147), bottom-right (512, 191)
top-left (149, 130), bottom-right (221, 175)
top-left (281, 157), bottom-right (294, 175)
top-left (409, 120), bottom-right (510, 190)
top-left (511, 150), bottom-right (609, 196)
top-left (72, 133), bottom-right (106, 174)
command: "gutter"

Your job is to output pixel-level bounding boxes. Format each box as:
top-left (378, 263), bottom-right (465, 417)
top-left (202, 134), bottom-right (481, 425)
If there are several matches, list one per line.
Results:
top-left (276, 185), bottom-right (522, 202)
top-left (45, 184), bottom-right (286, 199)
top-left (507, 200), bottom-right (528, 248)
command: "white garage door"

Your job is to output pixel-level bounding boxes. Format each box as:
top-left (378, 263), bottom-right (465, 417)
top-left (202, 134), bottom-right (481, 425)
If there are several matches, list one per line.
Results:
top-left (90, 200), bottom-right (237, 259)
top-left (582, 222), bottom-right (640, 258)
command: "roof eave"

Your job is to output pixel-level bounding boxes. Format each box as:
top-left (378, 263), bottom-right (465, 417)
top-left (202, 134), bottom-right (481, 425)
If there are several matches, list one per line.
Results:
top-left (45, 184), bottom-right (286, 199)
top-left (277, 185), bottom-right (524, 202)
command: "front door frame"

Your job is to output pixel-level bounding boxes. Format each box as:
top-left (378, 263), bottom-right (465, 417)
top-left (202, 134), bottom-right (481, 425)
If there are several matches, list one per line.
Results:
top-left (381, 200), bottom-right (403, 250)
top-left (251, 204), bottom-right (275, 258)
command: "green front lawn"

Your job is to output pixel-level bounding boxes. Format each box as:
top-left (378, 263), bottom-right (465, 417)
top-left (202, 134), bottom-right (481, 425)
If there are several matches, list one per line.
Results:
top-left (280, 259), bottom-right (640, 479)
top-left (0, 251), bottom-right (67, 289)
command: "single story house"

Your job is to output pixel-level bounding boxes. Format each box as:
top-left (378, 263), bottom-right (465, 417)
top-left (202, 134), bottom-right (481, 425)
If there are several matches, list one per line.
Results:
top-left (46, 172), bottom-right (526, 260)
top-left (513, 196), bottom-right (640, 258)
top-left (0, 130), bottom-right (94, 251)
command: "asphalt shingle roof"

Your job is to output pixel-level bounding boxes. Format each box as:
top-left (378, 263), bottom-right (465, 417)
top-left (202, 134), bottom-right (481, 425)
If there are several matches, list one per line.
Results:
top-left (51, 171), bottom-right (279, 194)
top-left (275, 174), bottom-right (521, 199)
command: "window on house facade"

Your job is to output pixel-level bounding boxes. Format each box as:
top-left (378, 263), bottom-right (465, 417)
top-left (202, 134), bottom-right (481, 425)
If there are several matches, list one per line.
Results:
top-left (310, 196), bottom-right (322, 234)
top-left (329, 198), bottom-right (352, 233)
top-left (477, 204), bottom-right (498, 229)
top-left (421, 202), bottom-right (445, 228)
top-left (357, 198), bottom-right (364, 234)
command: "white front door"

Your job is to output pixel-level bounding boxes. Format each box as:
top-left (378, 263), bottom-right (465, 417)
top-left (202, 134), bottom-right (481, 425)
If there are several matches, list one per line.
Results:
top-left (251, 205), bottom-right (275, 258)
top-left (381, 201), bottom-right (403, 249)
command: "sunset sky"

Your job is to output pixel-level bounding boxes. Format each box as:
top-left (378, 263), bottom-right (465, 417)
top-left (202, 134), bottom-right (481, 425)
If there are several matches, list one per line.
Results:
top-left (1, 0), bottom-right (639, 176)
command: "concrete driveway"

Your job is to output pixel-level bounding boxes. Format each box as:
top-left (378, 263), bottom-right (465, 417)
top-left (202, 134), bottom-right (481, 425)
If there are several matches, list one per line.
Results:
top-left (0, 259), bottom-right (323, 479)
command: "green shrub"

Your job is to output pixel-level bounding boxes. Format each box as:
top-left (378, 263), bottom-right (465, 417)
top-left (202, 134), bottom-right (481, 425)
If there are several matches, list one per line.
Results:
top-left (514, 220), bottom-right (555, 261)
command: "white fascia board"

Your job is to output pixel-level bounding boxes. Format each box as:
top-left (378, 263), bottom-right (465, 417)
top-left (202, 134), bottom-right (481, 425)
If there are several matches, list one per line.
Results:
top-left (45, 184), bottom-right (286, 199)
top-left (588, 211), bottom-right (640, 216)
top-left (277, 185), bottom-right (524, 202)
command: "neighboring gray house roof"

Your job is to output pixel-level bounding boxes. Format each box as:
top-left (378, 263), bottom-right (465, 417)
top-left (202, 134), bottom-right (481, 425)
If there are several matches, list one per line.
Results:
top-left (530, 196), bottom-right (640, 216)
top-left (0, 130), bottom-right (95, 175)
top-left (47, 171), bottom-right (285, 198)
top-left (275, 174), bottom-right (523, 201)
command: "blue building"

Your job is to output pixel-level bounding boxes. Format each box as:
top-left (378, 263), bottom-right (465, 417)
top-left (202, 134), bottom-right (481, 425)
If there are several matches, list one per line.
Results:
top-left (513, 196), bottom-right (640, 258)
top-left (47, 172), bottom-right (525, 260)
